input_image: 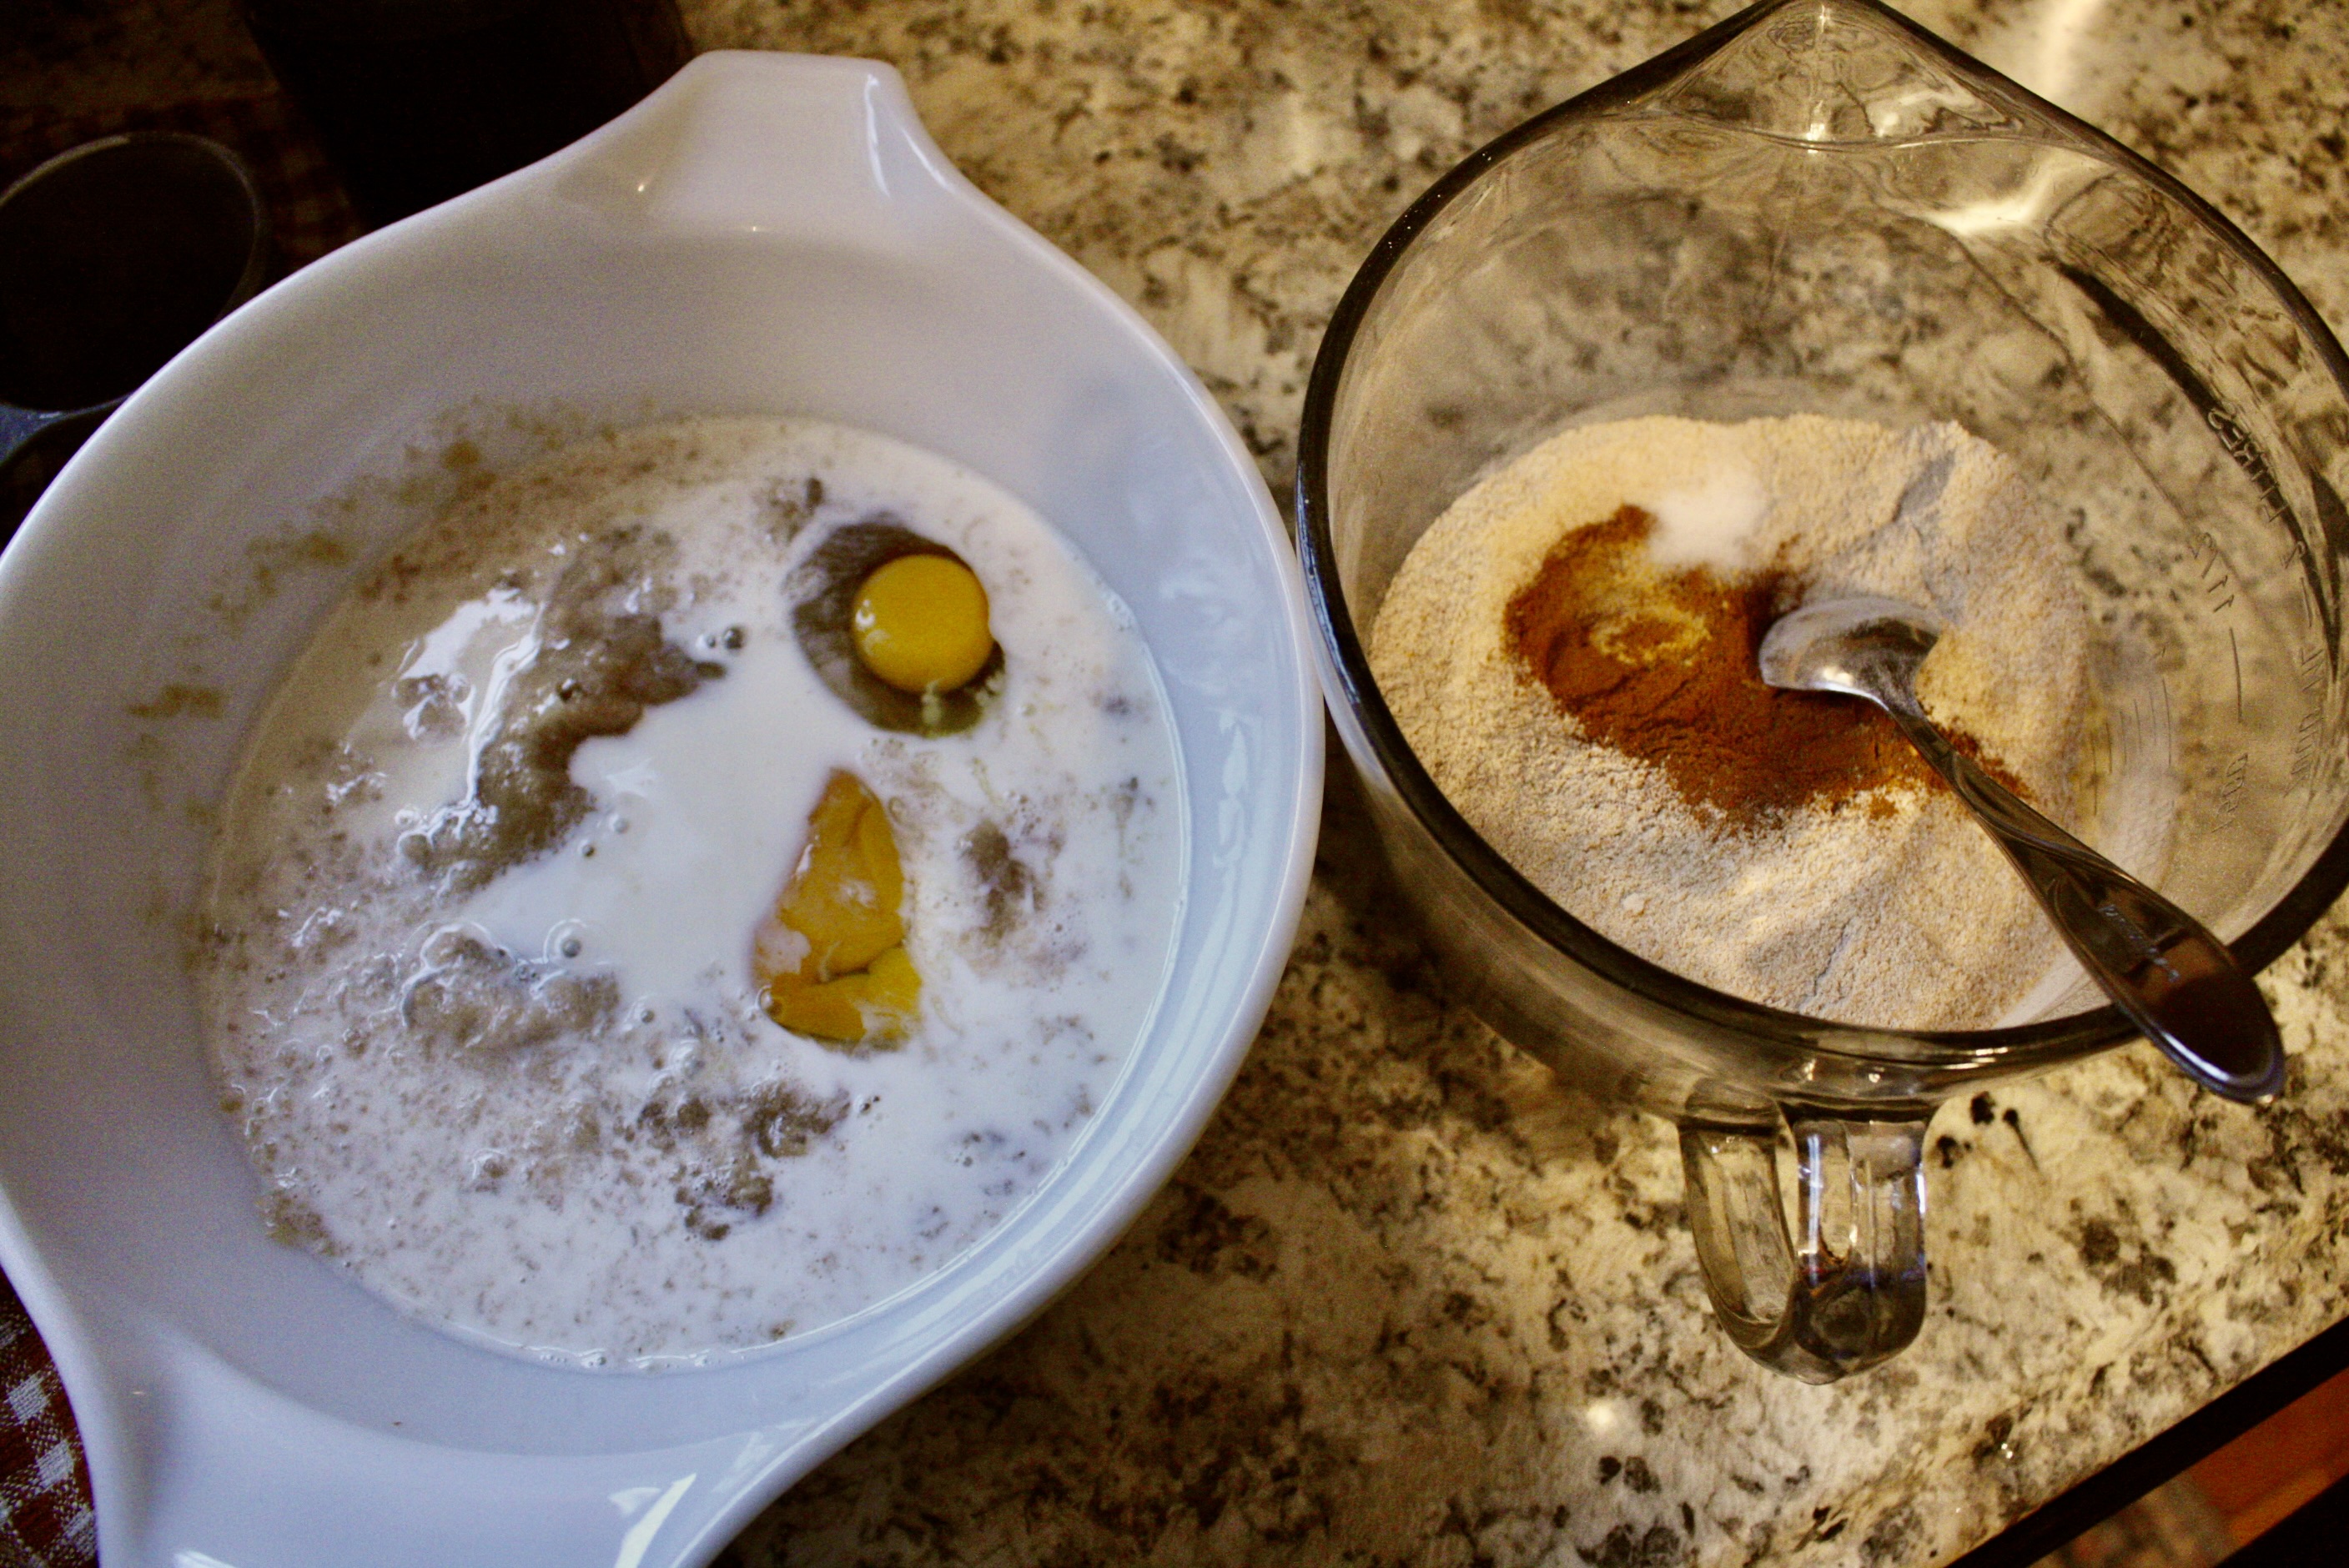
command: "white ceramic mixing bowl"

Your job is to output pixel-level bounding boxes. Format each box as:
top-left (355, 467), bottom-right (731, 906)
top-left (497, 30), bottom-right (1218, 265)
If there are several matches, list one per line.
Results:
top-left (0, 53), bottom-right (1320, 1567)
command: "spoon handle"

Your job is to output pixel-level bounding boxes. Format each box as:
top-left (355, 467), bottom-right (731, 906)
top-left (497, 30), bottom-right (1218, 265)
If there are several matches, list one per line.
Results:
top-left (1880, 702), bottom-right (2284, 1103)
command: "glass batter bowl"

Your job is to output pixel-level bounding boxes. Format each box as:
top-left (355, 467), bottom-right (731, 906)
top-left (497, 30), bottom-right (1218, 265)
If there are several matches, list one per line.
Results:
top-left (1296, 0), bottom-right (2349, 1382)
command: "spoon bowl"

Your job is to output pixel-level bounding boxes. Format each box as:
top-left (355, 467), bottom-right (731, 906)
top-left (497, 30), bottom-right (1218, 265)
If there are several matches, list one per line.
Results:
top-left (1759, 595), bottom-right (2286, 1104)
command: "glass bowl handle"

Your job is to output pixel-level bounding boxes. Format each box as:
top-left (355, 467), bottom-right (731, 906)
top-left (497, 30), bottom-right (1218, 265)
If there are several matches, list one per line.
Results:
top-left (1677, 1106), bottom-right (1930, 1383)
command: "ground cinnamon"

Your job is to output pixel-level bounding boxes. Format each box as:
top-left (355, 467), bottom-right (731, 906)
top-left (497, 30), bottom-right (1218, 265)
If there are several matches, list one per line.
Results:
top-left (1505, 505), bottom-right (2020, 825)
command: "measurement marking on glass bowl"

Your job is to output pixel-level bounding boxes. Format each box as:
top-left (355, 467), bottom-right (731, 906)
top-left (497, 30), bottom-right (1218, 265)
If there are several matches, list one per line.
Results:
top-left (2217, 751), bottom-right (2250, 828)
top-left (2291, 710), bottom-right (2326, 787)
top-left (2198, 535), bottom-right (2238, 615)
top-left (2296, 641), bottom-right (2328, 697)
top-left (2206, 407), bottom-right (2297, 545)
top-left (2231, 626), bottom-right (2245, 722)
top-left (2286, 536), bottom-right (2317, 631)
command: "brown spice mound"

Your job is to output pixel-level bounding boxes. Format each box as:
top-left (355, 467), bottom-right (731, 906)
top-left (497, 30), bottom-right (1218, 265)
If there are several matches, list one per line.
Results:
top-left (1505, 505), bottom-right (2021, 823)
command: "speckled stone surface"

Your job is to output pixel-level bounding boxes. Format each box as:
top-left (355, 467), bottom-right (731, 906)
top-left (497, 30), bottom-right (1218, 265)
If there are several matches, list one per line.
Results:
top-left (15, 1), bottom-right (2341, 1564)
top-left (658, 3), bottom-right (2349, 1566)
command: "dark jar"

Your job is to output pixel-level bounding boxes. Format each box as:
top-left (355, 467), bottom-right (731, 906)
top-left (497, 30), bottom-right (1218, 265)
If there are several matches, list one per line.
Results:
top-left (244, 0), bottom-right (693, 228)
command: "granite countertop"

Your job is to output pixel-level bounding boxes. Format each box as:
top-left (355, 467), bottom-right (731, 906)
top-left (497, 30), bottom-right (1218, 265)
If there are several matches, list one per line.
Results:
top-left (8, 2), bottom-right (2345, 1565)
top-left (666, 2), bottom-right (2349, 1565)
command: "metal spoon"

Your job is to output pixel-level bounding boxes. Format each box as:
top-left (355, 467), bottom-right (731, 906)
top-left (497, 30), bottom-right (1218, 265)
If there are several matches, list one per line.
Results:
top-left (1758, 595), bottom-right (2284, 1104)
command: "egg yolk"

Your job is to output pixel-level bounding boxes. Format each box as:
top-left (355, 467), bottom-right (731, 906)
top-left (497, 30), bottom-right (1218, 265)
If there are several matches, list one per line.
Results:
top-left (753, 770), bottom-right (920, 1045)
top-left (849, 554), bottom-right (994, 695)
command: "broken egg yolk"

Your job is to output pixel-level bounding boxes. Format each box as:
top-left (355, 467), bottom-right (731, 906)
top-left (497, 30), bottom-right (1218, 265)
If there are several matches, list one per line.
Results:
top-left (753, 770), bottom-right (920, 1045)
top-left (849, 554), bottom-right (994, 695)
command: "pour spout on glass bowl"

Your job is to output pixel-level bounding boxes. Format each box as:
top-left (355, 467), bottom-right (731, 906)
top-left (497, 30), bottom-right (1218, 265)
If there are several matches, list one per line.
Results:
top-left (1296, 0), bottom-right (2349, 1385)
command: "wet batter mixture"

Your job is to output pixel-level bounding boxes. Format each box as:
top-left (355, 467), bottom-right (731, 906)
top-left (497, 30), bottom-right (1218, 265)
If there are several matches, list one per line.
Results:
top-left (196, 416), bottom-right (1185, 1367)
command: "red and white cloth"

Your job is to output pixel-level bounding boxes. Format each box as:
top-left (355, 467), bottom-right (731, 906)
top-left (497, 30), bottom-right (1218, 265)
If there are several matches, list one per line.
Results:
top-left (0, 1271), bottom-right (94, 1568)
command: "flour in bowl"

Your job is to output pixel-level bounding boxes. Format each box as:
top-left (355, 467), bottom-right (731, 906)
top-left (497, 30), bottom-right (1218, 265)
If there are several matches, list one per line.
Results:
top-left (1370, 414), bottom-right (2106, 1029)
top-left (196, 416), bottom-right (1184, 1366)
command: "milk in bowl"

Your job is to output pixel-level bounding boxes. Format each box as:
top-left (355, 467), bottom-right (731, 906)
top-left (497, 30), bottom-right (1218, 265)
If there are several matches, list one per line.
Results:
top-left (195, 415), bottom-right (1184, 1366)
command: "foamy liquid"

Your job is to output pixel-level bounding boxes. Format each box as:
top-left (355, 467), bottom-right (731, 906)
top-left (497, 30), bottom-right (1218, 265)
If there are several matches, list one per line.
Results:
top-left (198, 417), bottom-right (1185, 1366)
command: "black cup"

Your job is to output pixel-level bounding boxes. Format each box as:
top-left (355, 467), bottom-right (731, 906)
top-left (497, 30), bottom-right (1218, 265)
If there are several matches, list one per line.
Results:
top-left (0, 133), bottom-right (270, 535)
